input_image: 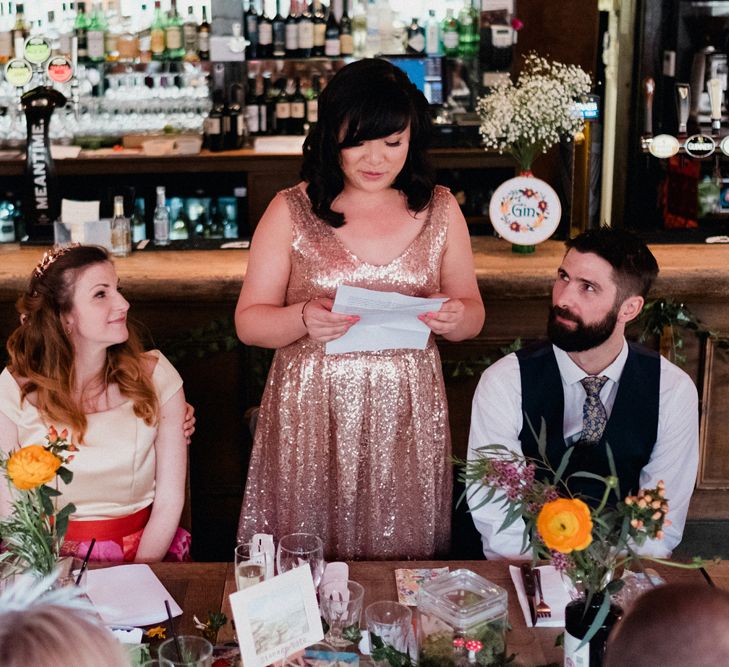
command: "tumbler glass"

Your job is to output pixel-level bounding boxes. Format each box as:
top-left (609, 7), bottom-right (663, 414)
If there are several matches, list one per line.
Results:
top-left (158, 636), bottom-right (213, 667)
top-left (365, 600), bottom-right (412, 664)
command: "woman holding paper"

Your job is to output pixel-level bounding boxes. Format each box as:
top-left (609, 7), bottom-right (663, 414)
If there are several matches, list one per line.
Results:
top-left (0, 245), bottom-right (192, 562)
top-left (236, 58), bottom-right (484, 559)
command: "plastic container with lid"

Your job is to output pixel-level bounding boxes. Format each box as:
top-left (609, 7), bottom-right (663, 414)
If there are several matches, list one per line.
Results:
top-left (416, 569), bottom-right (508, 667)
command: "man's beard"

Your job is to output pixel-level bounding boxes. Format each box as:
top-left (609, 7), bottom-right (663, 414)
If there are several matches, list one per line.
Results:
top-left (547, 304), bottom-right (619, 352)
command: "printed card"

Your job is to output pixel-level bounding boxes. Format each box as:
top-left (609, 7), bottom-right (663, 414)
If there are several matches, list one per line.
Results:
top-left (394, 567), bottom-right (449, 606)
top-left (230, 565), bottom-right (324, 667)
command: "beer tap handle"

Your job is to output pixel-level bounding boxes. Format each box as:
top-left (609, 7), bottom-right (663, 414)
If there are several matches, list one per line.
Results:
top-left (708, 77), bottom-right (723, 135)
top-left (676, 83), bottom-right (690, 136)
top-left (644, 77), bottom-right (655, 138)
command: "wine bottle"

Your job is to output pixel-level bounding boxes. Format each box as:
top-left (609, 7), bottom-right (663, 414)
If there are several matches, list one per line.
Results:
top-left (272, 0), bottom-right (286, 57)
top-left (258, 75), bottom-right (271, 135)
top-left (275, 79), bottom-right (292, 134)
top-left (197, 5), bottom-right (210, 60)
top-left (441, 8), bottom-right (459, 57)
top-left (290, 77), bottom-right (306, 135)
top-left (245, 75), bottom-right (260, 136)
top-left (339, 0), bottom-right (353, 56)
top-left (74, 1), bottom-right (90, 62)
top-left (150, 0), bottom-right (166, 61)
top-left (324, 0), bottom-right (340, 57)
top-left (306, 74), bottom-right (320, 128)
top-left (244, 0), bottom-right (259, 59)
top-left (297, 0), bottom-right (313, 59)
top-left (165, 0), bottom-right (184, 60)
top-left (285, 0), bottom-right (299, 58)
top-left (258, 4), bottom-right (272, 58)
top-left (312, 0), bottom-right (326, 57)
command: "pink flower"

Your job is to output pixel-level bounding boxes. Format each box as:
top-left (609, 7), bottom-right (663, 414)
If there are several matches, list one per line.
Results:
top-left (511, 16), bottom-right (524, 31)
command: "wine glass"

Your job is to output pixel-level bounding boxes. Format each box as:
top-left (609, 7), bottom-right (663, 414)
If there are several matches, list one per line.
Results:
top-left (276, 533), bottom-right (325, 588)
top-left (234, 542), bottom-right (268, 590)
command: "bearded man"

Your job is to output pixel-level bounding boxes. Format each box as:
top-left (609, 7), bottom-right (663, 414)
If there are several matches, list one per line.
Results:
top-left (467, 228), bottom-right (698, 559)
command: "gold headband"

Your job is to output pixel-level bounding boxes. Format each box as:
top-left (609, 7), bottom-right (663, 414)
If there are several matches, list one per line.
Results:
top-left (33, 244), bottom-right (81, 281)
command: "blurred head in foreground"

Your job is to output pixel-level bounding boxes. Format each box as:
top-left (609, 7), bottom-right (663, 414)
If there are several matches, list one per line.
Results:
top-left (604, 582), bottom-right (729, 666)
top-left (0, 572), bottom-right (129, 667)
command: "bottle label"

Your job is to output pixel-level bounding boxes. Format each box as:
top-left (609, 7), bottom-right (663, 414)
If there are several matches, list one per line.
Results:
top-left (0, 31), bottom-right (14, 59)
top-left (443, 30), bottom-right (458, 49)
top-left (276, 102), bottom-right (291, 119)
top-left (184, 24), bottom-right (198, 50)
top-left (151, 29), bottom-right (165, 54)
top-left (87, 31), bottom-right (105, 59)
top-left (298, 22), bottom-right (314, 49)
top-left (198, 31), bottom-right (210, 52)
top-left (564, 631), bottom-right (590, 667)
top-left (285, 24), bottom-right (298, 50)
top-left (340, 33), bottom-right (353, 55)
top-left (314, 23), bottom-right (326, 47)
top-left (259, 107), bottom-right (267, 133)
top-left (325, 37), bottom-right (340, 56)
top-left (205, 117), bottom-right (221, 134)
top-left (246, 105), bottom-right (260, 134)
top-left (408, 33), bottom-right (425, 52)
top-left (105, 32), bottom-right (119, 54)
top-left (237, 114), bottom-right (245, 137)
top-left (246, 16), bottom-right (259, 41)
top-left (259, 23), bottom-right (273, 46)
top-left (166, 26), bottom-right (183, 50)
top-left (291, 101), bottom-right (305, 119)
top-left (307, 99), bottom-right (318, 123)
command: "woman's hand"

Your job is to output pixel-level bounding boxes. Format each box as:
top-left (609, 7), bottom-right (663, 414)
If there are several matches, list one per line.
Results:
top-left (183, 403), bottom-right (196, 445)
top-left (418, 294), bottom-right (466, 336)
top-left (302, 297), bottom-right (360, 343)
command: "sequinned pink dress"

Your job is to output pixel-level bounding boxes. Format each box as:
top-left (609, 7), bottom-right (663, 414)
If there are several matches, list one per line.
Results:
top-left (238, 185), bottom-right (452, 559)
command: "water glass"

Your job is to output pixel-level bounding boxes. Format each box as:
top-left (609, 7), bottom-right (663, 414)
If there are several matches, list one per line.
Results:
top-left (365, 601), bottom-right (412, 663)
top-left (234, 542), bottom-right (268, 590)
top-left (276, 533), bottom-right (325, 588)
top-left (158, 636), bottom-right (213, 667)
top-left (319, 580), bottom-right (365, 648)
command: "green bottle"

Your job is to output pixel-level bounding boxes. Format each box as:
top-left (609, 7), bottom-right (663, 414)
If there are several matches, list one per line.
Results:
top-left (74, 1), bottom-right (90, 62)
top-left (87, 2), bottom-right (107, 63)
top-left (457, 0), bottom-right (479, 58)
top-left (165, 0), bottom-right (185, 60)
top-left (440, 8), bottom-right (459, 57)
top-left (150, 0), bottom-right (166, 61)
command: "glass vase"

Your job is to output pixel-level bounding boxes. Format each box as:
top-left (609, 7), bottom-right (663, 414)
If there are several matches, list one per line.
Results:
top-left (563, 592), bottom-right (622, 667)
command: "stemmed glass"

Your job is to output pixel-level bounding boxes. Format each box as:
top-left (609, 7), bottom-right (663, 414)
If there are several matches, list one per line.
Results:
top-left (276, 533), bottom-right (325, 589)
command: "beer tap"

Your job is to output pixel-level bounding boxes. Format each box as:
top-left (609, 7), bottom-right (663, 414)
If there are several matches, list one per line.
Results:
top-left (707, 77), bottom-right (722, 137)
top-left (641, 77), bottom-right (655, 151)
top-left (676, 83), bottom-right (690, 137)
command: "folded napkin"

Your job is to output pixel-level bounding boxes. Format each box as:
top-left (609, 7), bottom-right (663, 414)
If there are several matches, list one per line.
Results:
top-left (86, 564), bottom-right (182, 627)
top-left (509, 564), bottom-right (572, 628)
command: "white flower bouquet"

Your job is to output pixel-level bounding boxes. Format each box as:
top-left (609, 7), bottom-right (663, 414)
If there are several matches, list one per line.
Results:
top-left (477, 54), bottom-right (593, 172)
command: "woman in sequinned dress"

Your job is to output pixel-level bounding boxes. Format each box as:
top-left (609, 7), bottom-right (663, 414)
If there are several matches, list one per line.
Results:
top-left (236, 59), bottom-right (485, 559)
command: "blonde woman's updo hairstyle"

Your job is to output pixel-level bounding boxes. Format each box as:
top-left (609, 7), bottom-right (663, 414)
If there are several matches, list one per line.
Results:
top-left (6, 245), bottom-right (158, 442)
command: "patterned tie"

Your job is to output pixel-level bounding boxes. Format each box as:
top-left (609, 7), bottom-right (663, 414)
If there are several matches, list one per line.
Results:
top-left (580, 375), bottom-right (609, 444)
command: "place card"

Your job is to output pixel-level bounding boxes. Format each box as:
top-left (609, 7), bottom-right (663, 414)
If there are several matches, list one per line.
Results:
top-left (230, 564), bottom-right (324, 667)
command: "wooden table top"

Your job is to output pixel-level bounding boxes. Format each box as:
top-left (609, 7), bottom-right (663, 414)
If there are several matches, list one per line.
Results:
top-left (149, 559), bottom-right (726, 667)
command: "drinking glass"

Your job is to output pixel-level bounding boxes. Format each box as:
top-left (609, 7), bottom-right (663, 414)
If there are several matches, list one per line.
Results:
top-left (365, 601), bottom-right (412, 663)
top-left (158, 636), bottom-right (213, 667)
top-left (319, 580), bottom-right (365, 648)
top-left (276, 533), bottom-right (325, 588)
top-left (234, 542), bottom-right (268, 590)
top-left (141, 660), bottom-right (174, 667)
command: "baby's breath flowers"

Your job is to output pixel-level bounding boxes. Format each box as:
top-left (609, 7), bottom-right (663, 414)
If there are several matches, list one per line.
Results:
top-left (477, 54), bottom-right (592, 172)
top-left (0, 427), bottom-right (77, 578)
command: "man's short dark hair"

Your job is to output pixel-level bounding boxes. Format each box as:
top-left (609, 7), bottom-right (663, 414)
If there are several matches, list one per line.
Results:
top-left (565, 227), bottom-right (659, 301)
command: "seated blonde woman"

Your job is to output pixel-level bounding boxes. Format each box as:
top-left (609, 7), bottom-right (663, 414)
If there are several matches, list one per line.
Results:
top-left (0, 245), bottom-right (191, 562)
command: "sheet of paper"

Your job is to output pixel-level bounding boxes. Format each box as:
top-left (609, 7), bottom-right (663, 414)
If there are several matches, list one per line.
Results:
top-left (61, 198), bottom-right (99, 224)
top-left (85, 564), bottom-right (182, 627)
top-left (325, 285), bottom-right (447, 355)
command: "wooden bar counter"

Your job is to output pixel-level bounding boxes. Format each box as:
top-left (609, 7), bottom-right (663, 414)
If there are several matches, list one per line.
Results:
top-left (1, 239), bottom-right (728, 559)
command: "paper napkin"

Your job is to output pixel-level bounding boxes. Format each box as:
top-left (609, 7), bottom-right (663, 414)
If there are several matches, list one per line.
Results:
top-left (86, 564), bottom-right (182, 627)
top-left (508, 564), bottom-right (572, 628)
top-left (395, 567), bottom-right (449, 606)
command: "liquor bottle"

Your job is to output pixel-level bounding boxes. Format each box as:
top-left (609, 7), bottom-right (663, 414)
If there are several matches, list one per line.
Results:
top-left (457, 0), bottom-right (479, 58)
top-left (204, 90), bottom-right (226, 151)
top-left (150, 0), bottom-right (166, 61)
top-left (131, 199), bottom-right (146, 242)
top-left (58, 2), bottom-right (74, 58)
top-left (226, 85), bottom-right (245, 150)
top-left (324, 0), bottom-right (341, 57)
top-left (272, 0), bottom-right (286, 57)
top-left (12, 2), bottom-right (28, 59)
top-left (111, 195), bottom-right (132, 257)
top-left (275, 80), bottom-right (292, 134)
top-left (116, 14), bottom-right (138, 61)
top-left (441, 8), bottom-right (459, 57)
top-left (306, 74), bottom-right (320, 128)
top-left (258, 75), bottom-right (270, 134)
top-left (297, 1), bottom-right (314, 59)
top-left (165, 0), bottom-right (184, 60)
top-left (197, 5), bottom-right (210, 60)
top-left (406, 17), bottom-right (425, 54)
top-left (183, 5), bottom-right (199, 61)
top-left (137, 2), bottom-right (152, 62)
top-left (86, 2), bottom-right (107, 64)
top-left (0, 3), bottom-right (13, 65)
top-left (153, 186), bottom-right (170, 246)
top-left (244, 0), bottom-right (259, 60)
top-left (339, 0), bottom-right (353, 56)
top-left (46, 10), bottom-right (61, 55)
top-left (74, 1), bottom-right (90, 62)
top-left (425, 9), bottom-right (440, 55)
top-left (351, 0), bottom-right (366, 57)
top-left (312, 0), bottom-right (326, 57)
top-left (285, 0), bottom-right (299, 58)
top-left (258, 4), bottom-right (273, 58)
top-left (0, 195), bottom-right (16, 243)
top-left (169, 203), bottom-right (189, 240)
top-left (245, 75), bottom-right (260, 136)
top-left (290, 77), bottom-right (306, 135)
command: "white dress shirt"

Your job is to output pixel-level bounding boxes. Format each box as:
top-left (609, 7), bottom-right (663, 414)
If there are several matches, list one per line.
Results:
top-left (467, 339), bottom-right (699, 559)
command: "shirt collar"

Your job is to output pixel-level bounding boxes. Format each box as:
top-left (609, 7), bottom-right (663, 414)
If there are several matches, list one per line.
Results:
top-left (552, 339), bottom-right (629, 386)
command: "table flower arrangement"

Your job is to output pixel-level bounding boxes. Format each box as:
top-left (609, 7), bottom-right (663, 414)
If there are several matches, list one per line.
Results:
top-left (0, 426), bottom-right (77, 578)
top-left (460, 420), bottom-right (705, 652)
top-left (477, 54), bottom-right (592, 173)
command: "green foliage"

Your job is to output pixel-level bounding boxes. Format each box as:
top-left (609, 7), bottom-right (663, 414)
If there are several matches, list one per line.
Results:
top-left (158, 316), bottom-right (241, 366)
top-left (442, 339), bottom-right (523, 379)
top-left (370, 632), bottom-right (415, 667)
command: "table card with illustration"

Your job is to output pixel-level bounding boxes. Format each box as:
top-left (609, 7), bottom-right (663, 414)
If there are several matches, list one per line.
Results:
top-left (460, 418), bottom-right (708, 666)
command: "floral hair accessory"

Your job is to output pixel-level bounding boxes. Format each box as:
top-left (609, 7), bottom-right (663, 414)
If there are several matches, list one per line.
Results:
top-left (33, 244), bottom-right (80, 281)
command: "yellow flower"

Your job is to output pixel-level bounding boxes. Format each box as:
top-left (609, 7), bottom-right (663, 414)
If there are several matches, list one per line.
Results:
top-left (537, 498), bottom-right (593, 554)
top-left (146, 626), bottom-right (167, 640)
top-left (6, 445), bottom-right (61, 490)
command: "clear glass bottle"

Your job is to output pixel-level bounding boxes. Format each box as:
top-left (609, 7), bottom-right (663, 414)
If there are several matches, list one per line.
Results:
top-left (110, 195), bottom-right (131, 257)
top-left (183, 5), bottom-right (199, 61)
top-left (153, 186), bottom-right (170, 246)
top-left (165, 0), bottom-right (184, 60)
top-left (425, 9), bottom-right (440, 55)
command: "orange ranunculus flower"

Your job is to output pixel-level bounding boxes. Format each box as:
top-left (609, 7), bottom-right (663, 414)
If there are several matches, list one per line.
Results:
top-left (6, 445), bottom-right (61, 491)
top-left (537, 498), bottom-right (593, 554)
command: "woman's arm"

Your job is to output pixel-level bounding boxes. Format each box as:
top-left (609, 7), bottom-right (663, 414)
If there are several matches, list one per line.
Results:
top-left (419, 191), bottom-right (485, 342)
top-left (235, 191), bottom-right (356, 348)
top-left (134, 386), bottom-right (187, 563)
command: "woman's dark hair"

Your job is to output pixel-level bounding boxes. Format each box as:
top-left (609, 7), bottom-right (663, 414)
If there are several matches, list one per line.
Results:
top-left (301, 58), bottom-right (435, 227)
